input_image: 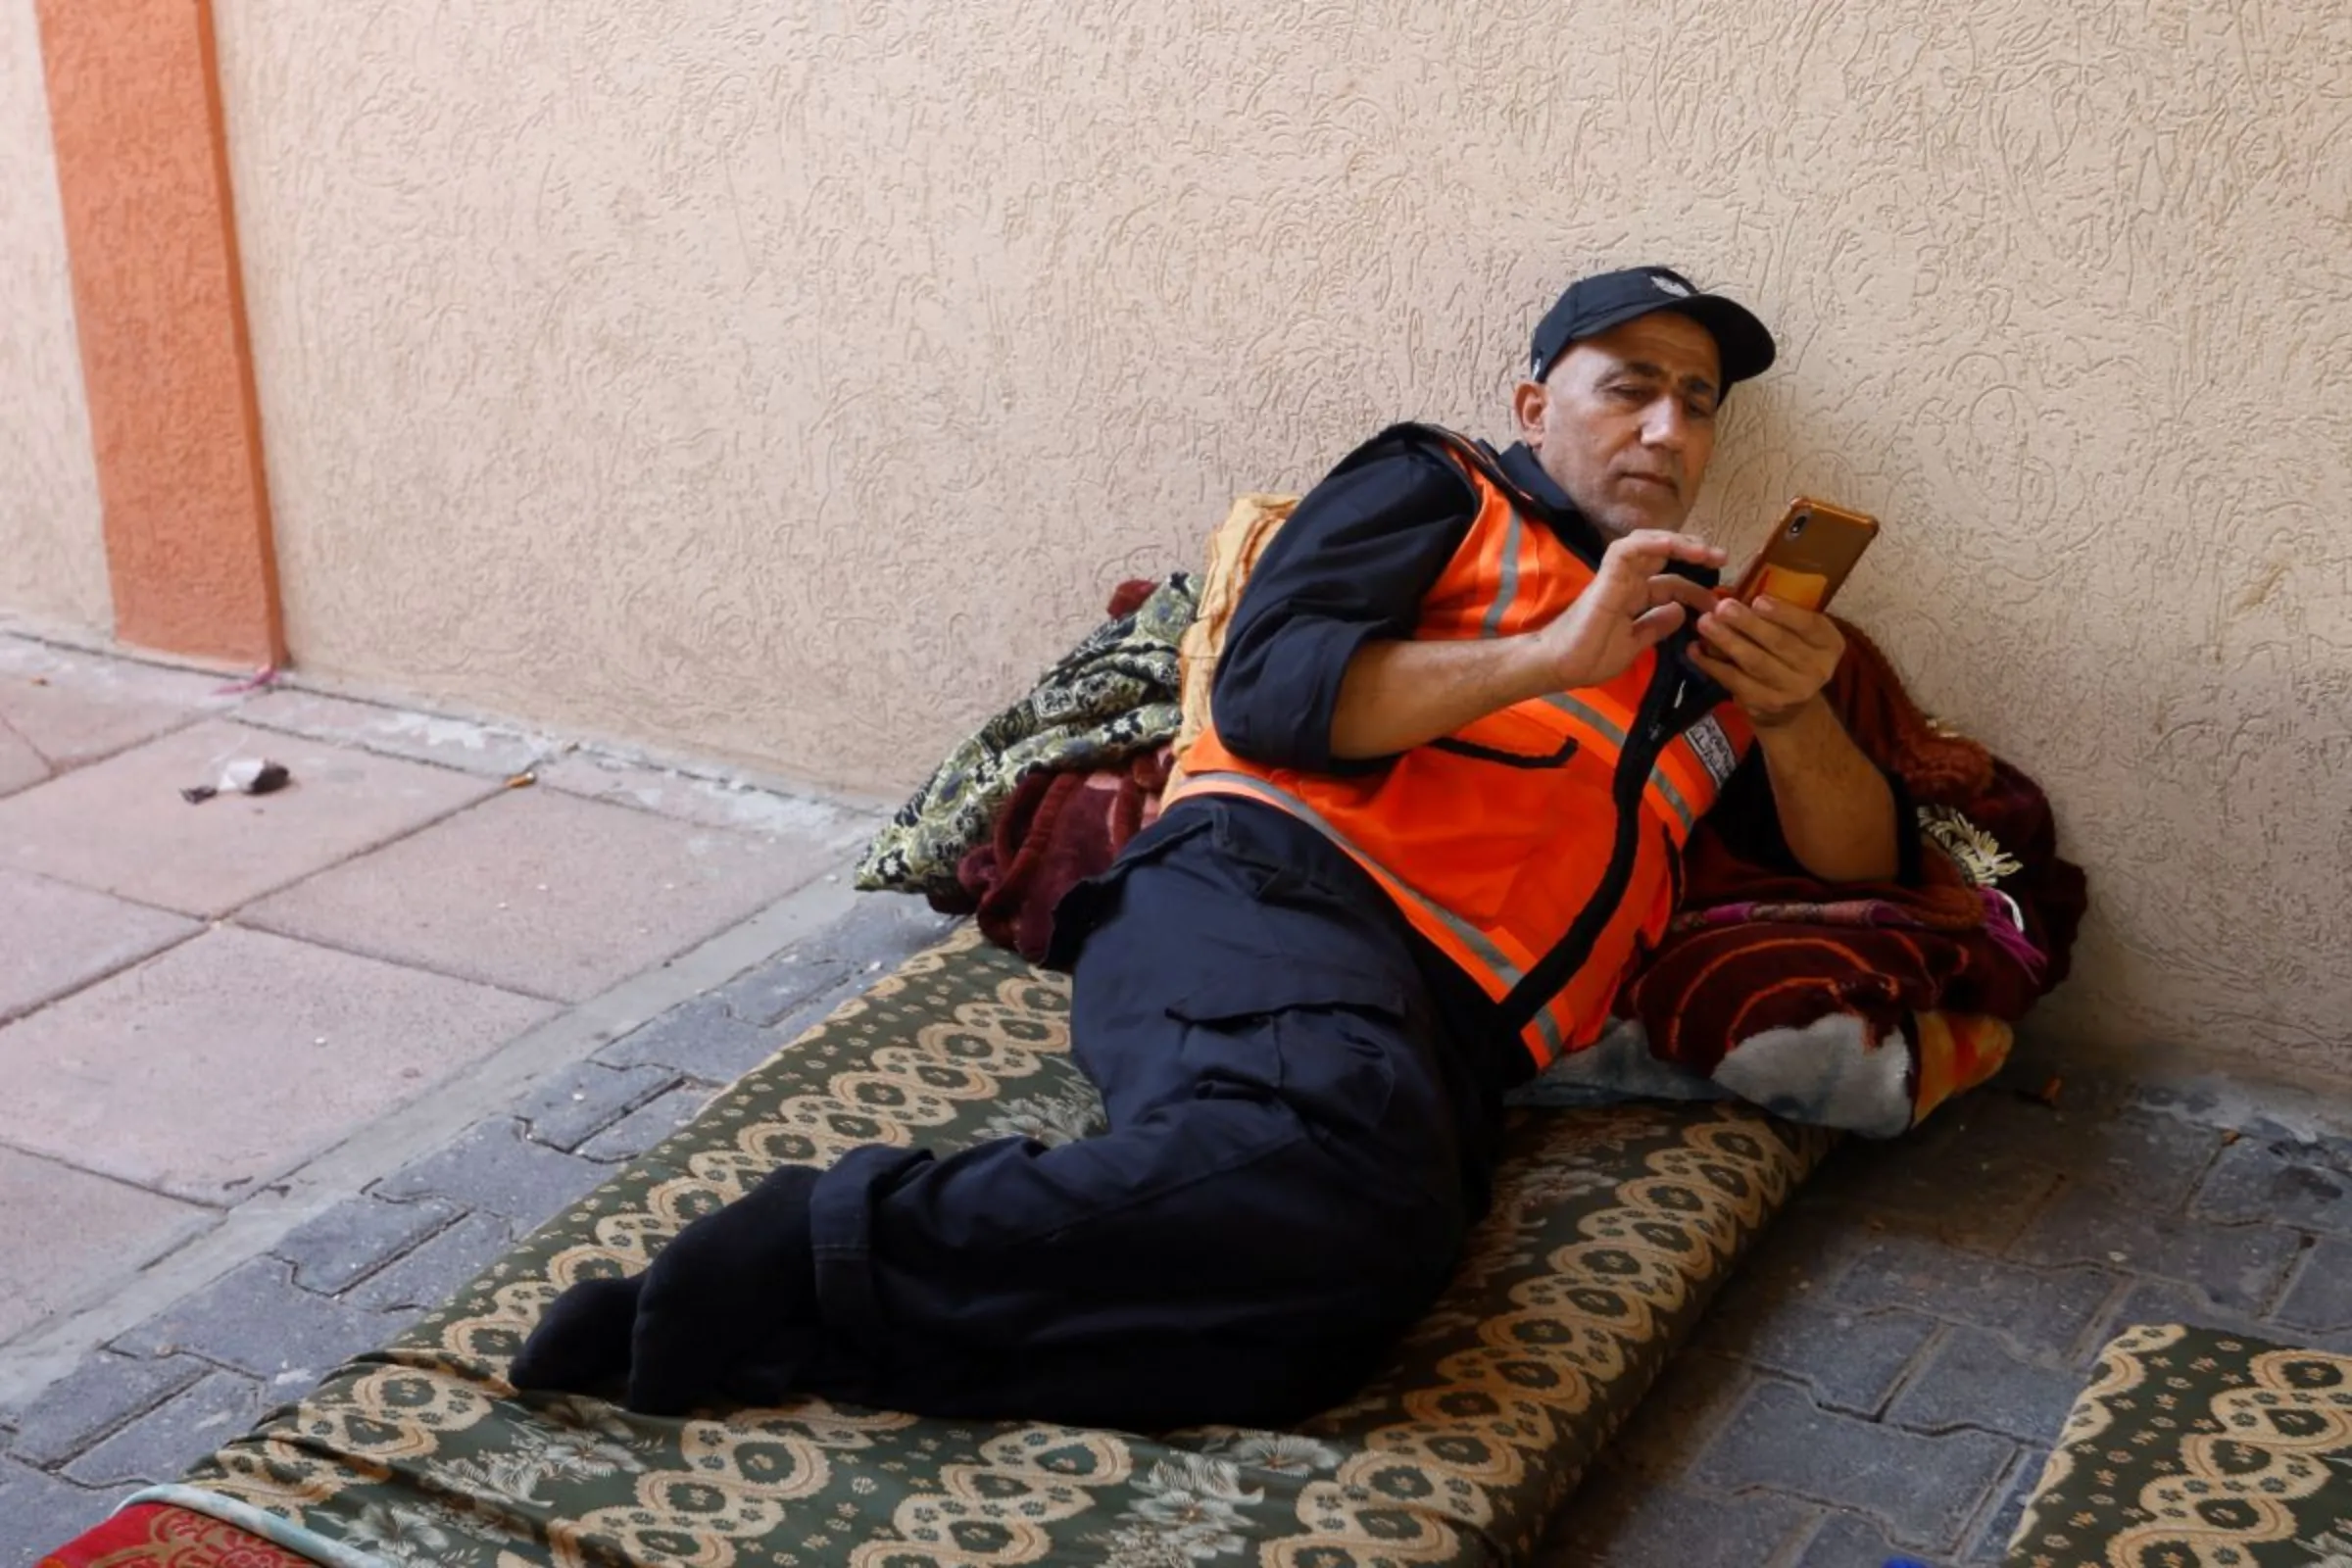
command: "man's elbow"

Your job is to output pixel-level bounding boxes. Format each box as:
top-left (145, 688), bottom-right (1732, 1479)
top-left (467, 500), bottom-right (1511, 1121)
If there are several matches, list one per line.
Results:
top-left (1207, 691), bottom-right (1321, 773)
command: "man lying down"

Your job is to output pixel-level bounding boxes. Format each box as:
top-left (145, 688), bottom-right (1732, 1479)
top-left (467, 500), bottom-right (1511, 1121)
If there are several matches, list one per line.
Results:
top-left (514, 267), bottom-right (1912, 1429)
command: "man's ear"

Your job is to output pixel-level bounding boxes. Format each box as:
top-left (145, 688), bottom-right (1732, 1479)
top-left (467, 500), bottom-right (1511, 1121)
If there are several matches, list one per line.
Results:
top-left (1511, 379), bottom-right (1548, 446)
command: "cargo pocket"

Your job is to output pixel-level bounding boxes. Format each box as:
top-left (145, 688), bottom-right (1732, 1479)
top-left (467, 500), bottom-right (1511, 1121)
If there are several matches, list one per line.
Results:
top-left (1165, 962), bottom-right (1408, 1133)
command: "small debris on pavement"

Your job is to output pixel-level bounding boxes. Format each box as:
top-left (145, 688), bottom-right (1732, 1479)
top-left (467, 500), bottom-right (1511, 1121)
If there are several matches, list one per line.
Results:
top-left (213, 664), bottom-right (279, 696)
top-left (2223, 1129), bottom-right (2243, 1145)
top-left (2013, 1073), bottom-right (2065, 1107)
top-left (182, 758), bottom-right (292, 804)
top-left (222, 758), bottom-right (291, 794)
top-left (28, 675), bottom-right (47, 686)
top-left (505, 771), bottom-right (537, 789)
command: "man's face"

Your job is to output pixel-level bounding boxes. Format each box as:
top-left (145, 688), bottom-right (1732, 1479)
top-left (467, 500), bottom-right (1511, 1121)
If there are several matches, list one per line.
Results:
top-left (1514, 312), bottom-right (1723, 537)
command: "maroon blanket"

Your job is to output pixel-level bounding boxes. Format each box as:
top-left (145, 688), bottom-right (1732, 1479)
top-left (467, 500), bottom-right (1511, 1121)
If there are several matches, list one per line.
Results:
top-left (947, 745), bottom-right (1173, 961)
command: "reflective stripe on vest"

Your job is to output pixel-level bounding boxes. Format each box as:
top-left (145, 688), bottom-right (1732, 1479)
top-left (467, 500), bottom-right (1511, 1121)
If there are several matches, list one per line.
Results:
top-left (1169, 429), bottom-right (1753, 1067)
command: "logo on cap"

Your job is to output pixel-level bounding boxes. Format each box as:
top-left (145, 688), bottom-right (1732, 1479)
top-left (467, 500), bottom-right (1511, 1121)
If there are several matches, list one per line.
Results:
top-left (1650, 272), bottom-right (1693, 298)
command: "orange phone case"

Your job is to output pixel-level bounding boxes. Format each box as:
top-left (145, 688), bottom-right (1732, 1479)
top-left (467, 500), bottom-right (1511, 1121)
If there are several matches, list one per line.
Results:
top-left (1729, 497), bottom-right (1880, 612)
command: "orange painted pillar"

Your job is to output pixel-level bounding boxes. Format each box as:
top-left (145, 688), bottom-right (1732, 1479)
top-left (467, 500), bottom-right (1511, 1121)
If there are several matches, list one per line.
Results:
top-left (33, 0), bottom-right (284, 666)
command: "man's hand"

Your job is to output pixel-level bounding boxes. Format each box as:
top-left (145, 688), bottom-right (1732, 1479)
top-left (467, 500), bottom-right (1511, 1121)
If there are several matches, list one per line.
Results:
top-left (1693, 593), bottom-right (1897, 882)
top-left (1533, 530), bottom-right (1726, 692)
top-left (1326, 529), bottom-right (1723, 760)
top-left (1689, 594), bottom-right (1846, 726)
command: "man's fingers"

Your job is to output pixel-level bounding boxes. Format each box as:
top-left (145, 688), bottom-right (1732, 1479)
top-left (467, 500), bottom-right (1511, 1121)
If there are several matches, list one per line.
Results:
top-left (1606, 530), bottom-right (1728, 574)
top-left (1687, 644), bottom-right (1771, 705)
top-left (1697, 614), bottom-right (1807, 695)
top-left (1629, 603), bottom-right (1689, 648)
top-left (1748, 595), bottom-right (1844, 650)
top-left (1712, 599), bottom-right (1802, 661)
top-left (1647, 575), bottom-right (1721, 617)
top-left (1694, 612), bottom-right (1774, 674)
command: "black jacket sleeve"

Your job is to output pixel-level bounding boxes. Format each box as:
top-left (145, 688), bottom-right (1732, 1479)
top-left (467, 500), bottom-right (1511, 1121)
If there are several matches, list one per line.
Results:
top-left (1210, 442), bottom-right (1477, 774)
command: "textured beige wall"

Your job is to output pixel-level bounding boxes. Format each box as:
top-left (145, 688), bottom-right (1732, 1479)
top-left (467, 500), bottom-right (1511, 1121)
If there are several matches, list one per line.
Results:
top-left (213, 0), bottom-right (2352, 1076)
top-left (0, 0), bottom-right (108, 632)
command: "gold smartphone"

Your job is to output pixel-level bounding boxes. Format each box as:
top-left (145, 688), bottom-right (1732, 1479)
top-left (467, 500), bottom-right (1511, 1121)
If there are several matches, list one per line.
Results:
top-left (1727, 497), bottom-right (1880, 612)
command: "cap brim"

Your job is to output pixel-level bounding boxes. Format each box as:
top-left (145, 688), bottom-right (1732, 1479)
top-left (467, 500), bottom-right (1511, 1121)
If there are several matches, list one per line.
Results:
top-left (1581, 293), bottom-right (1778, 386)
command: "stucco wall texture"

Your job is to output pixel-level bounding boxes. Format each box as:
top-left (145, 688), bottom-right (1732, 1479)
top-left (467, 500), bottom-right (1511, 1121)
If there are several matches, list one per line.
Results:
top-left (0, 0), bottom-right (107, 634)
top-left (209, 0), bottom-right (2352, 1076)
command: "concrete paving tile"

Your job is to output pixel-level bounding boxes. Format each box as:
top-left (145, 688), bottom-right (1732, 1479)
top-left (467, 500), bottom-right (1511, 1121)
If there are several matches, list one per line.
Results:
top-left (576, 1082), bottom-right (715, 1164)
top-left (1699, 1207), bottom-right (1892, 1320)
top-left (271, 1195), bottom-right (465, 1296)
top-left (0, 644), bottom-right (224, 768)
top-left (1803, 1133), bottom-right (2063, 1252)
top-left (2194, 1136), bottom-right (2352, 1236)
top-left (1968, 1449), bottom-right (2049, 1564)
top-left (701, 896), bottom-right (962, 1029)
top-left (244, 789), bottom-right (840, 1002)
top-left (1906, 1093), bottom-right (2225, 1210)
top-left (1695, 1300), bottom-right (1937, 1416)
top-left (0, 868), bottom-right (197, 1023)
top-left (1541, 1471), bottom-right (1816, 1567)
top-left (1886, 1328), bottom-right (2084, 1445)
top-left (0, 928), bottom-right (556, 1201)
top-left (1787, 1509), bottom-right (1909, 1568)
top-left (4, 1351), bottom-right (207, 1467)
top-left (372, 1119), bottom-right (609, 1232)
top-left (1692, 1382), bottom-right (2012, 1552)
top-left (0, 1454), bottom-right (135, 1559)
top-left (343, 1211), bottom-right (517, 1314)
top-left (1833, 1234), bottom-right (2120, 1359)
top-left (0, 719), bottom-right (496, 916)
top-left (62, 1368), bottom-right (276, 1488)
top-left (598, 997), bottom-right (780, 1082)
top-left (537, 751), bottom-right (875, 844)
top-left (112, 1256), bottom-right (404, 1381)
top-left (2061, 1108), bottom-right (2231, 1209)
top-left (0, 719), bottom-right (48, 797)
top-left (515, 1060), bottom-right (678, 1151)
top-left (1586, 1350), bottom-right (1758, 1486)
top-left (234, 689), bottom-right (551, 777)
top-left (0, 1148), bottom-right (210, 1343)
top-left (2278, 1237), bottom-right (2352, 1333)
top-left (2012, 1180), bottom-right (2303, 1310)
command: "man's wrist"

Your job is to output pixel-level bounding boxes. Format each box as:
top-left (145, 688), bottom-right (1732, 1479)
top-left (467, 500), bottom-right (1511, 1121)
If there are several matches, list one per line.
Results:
top-left (1749, 692), bottom-right (1834, 742)
top-left (1497, 631), bottom-right (1573, 706)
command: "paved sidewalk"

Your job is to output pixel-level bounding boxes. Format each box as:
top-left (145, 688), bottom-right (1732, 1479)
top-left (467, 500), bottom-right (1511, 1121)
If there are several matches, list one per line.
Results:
top-left (1539, 1049), bottom-right (2352, 1566)
top-left (0, 629), bottom-right (953, 1552)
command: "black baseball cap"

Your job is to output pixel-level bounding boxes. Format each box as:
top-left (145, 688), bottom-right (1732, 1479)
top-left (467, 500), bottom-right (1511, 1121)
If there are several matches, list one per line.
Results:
top-left (1528, 266), bottom-right (1777, 390)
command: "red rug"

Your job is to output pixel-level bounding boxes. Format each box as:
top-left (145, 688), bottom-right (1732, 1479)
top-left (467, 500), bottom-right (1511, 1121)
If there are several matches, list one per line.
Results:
top-left (37, 1503), bottom-right (307, 1568)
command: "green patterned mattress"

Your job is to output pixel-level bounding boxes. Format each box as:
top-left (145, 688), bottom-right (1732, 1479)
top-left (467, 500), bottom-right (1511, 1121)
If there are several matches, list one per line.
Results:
top-left (2008, 1324), bottom-right (2352, 1567)
top-left (134, 926), bottom-right (1832, 1567)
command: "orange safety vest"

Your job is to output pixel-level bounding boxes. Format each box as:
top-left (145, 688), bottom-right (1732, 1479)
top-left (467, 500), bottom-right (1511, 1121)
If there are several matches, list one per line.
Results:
top-left (1167, 426), bottom-right (1754, 1069)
